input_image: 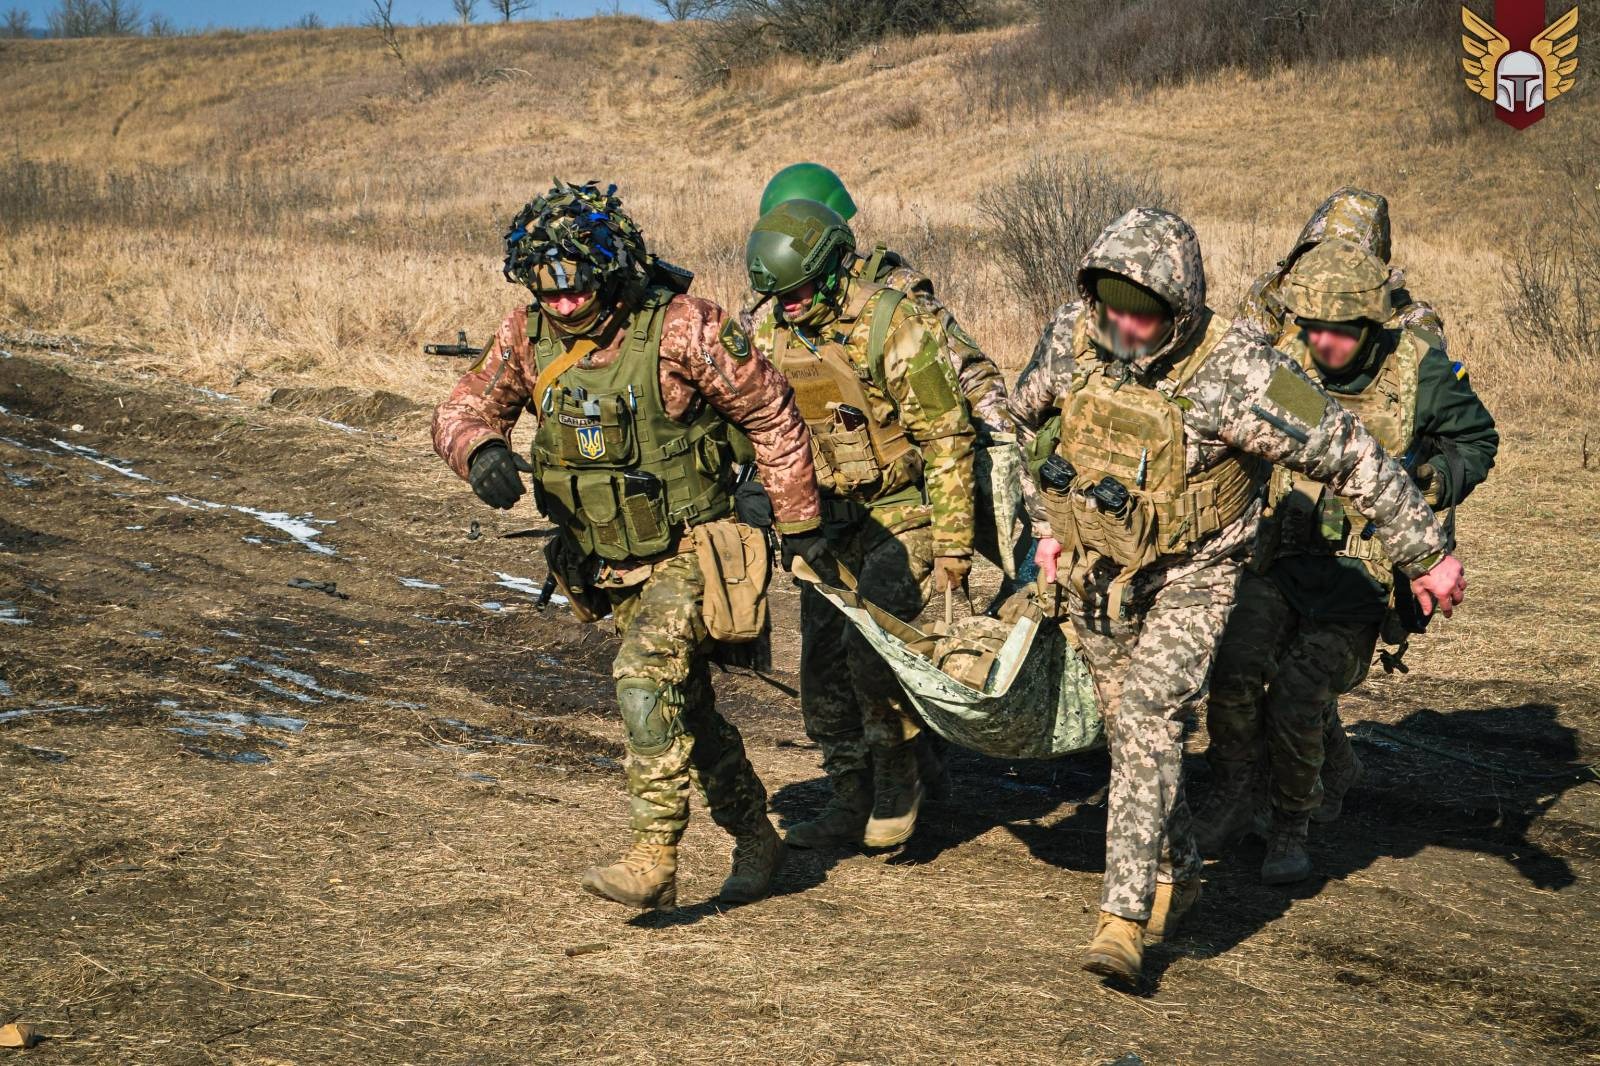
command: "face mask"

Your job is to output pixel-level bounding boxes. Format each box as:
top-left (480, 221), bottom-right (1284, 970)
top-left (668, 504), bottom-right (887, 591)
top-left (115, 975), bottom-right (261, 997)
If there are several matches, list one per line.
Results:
top-left (540, 290), bottom-right (606, 336)
top-left (778, 274), bottom-right (841, 330)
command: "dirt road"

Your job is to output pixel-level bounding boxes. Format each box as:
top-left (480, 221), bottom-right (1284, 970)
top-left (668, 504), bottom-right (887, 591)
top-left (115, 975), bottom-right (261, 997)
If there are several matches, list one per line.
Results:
top-left (3, 346), bottom-right (1597, 1064)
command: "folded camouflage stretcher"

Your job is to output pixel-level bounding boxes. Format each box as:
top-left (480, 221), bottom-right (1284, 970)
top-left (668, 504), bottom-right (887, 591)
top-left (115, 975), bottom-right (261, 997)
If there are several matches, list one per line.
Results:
top-left (793, 561), bottom-right (1103, 759)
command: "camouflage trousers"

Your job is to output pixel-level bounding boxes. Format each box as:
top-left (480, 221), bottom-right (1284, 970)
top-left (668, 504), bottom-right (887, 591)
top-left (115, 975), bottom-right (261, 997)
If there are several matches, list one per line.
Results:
top-left (798, 513), bottom-right (934, 779)
top-left (608, 552), bottom-right (769, 845)
top-left (1207, 571), bottom-right (1379, 815)
top-left (1068, 555), bottom-right (1243, 921)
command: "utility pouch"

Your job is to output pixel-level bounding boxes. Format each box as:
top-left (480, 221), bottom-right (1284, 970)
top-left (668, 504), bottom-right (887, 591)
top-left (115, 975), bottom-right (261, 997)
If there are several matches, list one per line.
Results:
top-left (543, 536), bottom-right (609, 624)
top-left (693, 519), bottom-right (772, 643)
top-left (816, 413), bottom-right (881, 494)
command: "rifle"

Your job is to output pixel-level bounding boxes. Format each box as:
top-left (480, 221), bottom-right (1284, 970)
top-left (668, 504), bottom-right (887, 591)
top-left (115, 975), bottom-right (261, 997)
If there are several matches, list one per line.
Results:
top-left (423, 331), bottom-right (484, 358)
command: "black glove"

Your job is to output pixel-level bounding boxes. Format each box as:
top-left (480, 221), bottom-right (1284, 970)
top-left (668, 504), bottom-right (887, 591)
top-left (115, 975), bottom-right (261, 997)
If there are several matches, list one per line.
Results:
top-left (780, 529), bottom-right (830, 573)
top-left (733, 478), bottom-right (775, 528)
top-left (468, 443), bottom-right (531, 510)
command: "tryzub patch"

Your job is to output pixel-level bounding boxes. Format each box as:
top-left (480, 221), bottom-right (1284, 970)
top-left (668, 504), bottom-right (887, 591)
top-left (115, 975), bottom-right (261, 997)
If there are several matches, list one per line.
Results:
top-left (719, 319), bottom-right (752, 360)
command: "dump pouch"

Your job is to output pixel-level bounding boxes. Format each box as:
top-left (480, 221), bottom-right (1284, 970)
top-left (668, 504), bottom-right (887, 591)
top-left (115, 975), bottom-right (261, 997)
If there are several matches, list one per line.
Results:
top-left (693, 519), bottom-right (772, 643)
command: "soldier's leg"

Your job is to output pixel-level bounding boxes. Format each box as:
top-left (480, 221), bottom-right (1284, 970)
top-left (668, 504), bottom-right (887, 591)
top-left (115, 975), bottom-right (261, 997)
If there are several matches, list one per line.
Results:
top-left (680, 657), bottom-right (768, 839)
top-left (849, 522), bottom-right (937, 847)
top-left (1197, 571), bottom-right (1294, 854)
top-left (1098, 557), bottom-right (1244, 923)
top-left (1258, 618), bottom-right (1378, 883)
top-left (1314, 624), bottom-right (1377, 824)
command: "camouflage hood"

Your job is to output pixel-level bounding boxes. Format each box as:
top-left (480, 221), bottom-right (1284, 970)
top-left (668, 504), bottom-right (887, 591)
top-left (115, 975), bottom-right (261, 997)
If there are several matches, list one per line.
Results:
top-left (1077, 207), bottom-right (1208, 374)
top-left (1286, 187), bottom-right (1392, 268)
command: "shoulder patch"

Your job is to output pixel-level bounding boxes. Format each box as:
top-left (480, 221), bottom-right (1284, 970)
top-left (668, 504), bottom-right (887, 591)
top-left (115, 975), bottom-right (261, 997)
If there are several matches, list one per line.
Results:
top-left (1264, 364), bottom-right (1329, 428)
top-left (718, 317), bottom-right (752, 360)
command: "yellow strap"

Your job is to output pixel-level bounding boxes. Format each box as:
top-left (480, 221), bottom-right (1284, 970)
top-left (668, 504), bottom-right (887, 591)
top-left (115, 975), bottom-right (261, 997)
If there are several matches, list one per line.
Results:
top-left (531, 339), bottom-right (597, 425)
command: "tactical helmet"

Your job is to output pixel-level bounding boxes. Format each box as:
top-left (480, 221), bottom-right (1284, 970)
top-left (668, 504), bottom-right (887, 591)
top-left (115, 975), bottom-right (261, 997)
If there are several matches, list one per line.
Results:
top-left (759, 163), bottom-right (858, 220)
top-left (1281, 237), bottom-right (1392, 325)
top-left (746, 199), bottom-right (856, 297)
top-left (503, 181), bottom-right (649, 334)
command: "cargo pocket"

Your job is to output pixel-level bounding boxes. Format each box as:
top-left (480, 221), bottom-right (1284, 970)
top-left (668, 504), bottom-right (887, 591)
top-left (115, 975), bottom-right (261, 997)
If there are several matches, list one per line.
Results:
top-left (619, 482), bottom-right (672, 557)
top-left (577, 479), bottom-right (630, 559)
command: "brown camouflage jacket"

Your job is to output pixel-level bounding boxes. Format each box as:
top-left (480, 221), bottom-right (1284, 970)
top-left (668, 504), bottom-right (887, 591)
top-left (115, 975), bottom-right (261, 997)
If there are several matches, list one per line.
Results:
top-left (432, 295), bottom-right (822, 535)
top-left (1009, 208), bottom-right (1449, 585)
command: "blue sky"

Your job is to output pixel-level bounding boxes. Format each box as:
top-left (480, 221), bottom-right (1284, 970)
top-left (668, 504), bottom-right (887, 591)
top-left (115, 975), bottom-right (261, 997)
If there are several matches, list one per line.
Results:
top-left (13, 0), bottom-right (661, 32)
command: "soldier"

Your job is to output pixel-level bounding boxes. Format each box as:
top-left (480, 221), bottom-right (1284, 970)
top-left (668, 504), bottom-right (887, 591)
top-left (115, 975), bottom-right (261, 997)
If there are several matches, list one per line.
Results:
top-left (1199, 239), bottom-right (1498, 883)
top-left (744, 198), bottom-right (977, 850)
top-left (1240, 186), bottom-right (1446, 348)
top-left (432, 181), bottom-right (825, 911)
top-left (1009, 207), bottom-right (1466, 982)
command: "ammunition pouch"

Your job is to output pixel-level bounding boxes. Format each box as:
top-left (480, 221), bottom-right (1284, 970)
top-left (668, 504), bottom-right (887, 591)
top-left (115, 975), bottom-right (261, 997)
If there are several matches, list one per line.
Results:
top-left (616, 677), bottom-right (683, 757)
top-left (812, 418), bottom-right (883, 495)
top-left (693, 519), bottom-right (772, 643)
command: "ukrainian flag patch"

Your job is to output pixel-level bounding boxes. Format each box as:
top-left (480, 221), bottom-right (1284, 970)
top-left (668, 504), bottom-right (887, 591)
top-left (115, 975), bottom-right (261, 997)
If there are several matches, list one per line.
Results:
top-left (1451, 360), bottom-right (1467, 380)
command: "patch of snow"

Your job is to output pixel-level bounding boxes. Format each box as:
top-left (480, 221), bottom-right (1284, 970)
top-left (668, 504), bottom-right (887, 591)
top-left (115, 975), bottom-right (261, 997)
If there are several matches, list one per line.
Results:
top-left (0, 603), bottom-right (30, 626)
top-left (166, 495), bottom-right (335, 555)
top-left (239, 657), bottom-right (364, 701)
top-left (494, 572), bottom-right (545, 597)
top-left (0, 703), bottom-right (104, 724)
top-left (49, 439), bottom-right (151, 481)
top-left (193, 386), bottom-right (235, 402)
top-left (399, 577), bottom-right (444, 590)
top-left (317, 418), bottom-right (362, 434)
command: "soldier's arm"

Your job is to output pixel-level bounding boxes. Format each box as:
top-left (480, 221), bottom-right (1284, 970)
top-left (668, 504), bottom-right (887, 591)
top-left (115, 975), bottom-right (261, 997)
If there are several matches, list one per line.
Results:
top-left (660, 296), bottom-right (821, 535)
top-left (881, 305), bottom-right (975, 558)
top-left (909, 291), bottom-right (1014, 438)
top-left (1007, 301), bottom-right (1081, 537)
top-left (1414, 349), bottom-right (1498, 506)
top-left (1190, 334), bottom-right (1449, 576)
top-left (431, 307), bottom-right (534, 480)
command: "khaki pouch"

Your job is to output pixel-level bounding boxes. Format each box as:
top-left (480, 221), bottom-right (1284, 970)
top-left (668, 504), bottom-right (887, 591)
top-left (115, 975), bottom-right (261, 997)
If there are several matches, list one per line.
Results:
top-left (693, 519), bottom-right (772, 643)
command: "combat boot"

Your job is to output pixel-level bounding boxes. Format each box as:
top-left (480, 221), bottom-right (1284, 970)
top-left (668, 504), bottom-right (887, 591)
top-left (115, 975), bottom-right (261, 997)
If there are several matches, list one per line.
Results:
top-left (1192, 759), bottom-right (1262, 856)
top-left (580, 841), bottom-right (677, 910)
top-left (718, 818), bottom-right (786, 904)
top-left (1313, 729), bottom-right (1364, 824)
top-left (1260, 811), bottom-right (1312, 885)
top-left (1146, 878), bottom-right (1202, 944)
top-left (1082, 911), bottom-right (1145, 981)
top-left (863, 742), bottom-right (924, 848)
top-left (784, 770), bottom-right (871, 850)
top-left (916, 732), bottom-right (953, 804)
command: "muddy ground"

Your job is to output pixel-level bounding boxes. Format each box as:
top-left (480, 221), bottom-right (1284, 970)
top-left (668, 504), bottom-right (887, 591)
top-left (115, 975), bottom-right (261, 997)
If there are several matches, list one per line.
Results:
top-left (2, 345), bottom-right (1598, 1065)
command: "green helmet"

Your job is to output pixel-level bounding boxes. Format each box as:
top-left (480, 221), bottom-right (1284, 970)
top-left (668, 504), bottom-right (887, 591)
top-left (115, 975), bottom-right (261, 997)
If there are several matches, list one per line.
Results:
top-left (759, 163), bottom-right (858, 220)
top-left (745, 199), bottom-right (856, 297)
top-left (1281, 237), bottom-right (1392, 325)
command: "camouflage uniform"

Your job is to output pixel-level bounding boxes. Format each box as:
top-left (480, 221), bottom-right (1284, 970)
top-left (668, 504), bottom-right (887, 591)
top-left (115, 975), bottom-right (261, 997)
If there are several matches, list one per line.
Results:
top-left (434, 296), bottom-right (821, 846)
top-left (1238, 187), bottom-right (1447, 348)
top-left (750, 269), bottom-right (977, 788)
top-left (1208, 308), bottom-right (1498, 826)
top-left (1009, 209), bottom-right (1449, 922)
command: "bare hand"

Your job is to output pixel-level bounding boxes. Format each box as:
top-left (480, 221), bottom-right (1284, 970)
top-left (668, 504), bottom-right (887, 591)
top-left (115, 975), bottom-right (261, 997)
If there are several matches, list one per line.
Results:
top-left (1410, 553), bottom-right (1466, 619)
top-left (1035, 537), bottom-right (1063, 585)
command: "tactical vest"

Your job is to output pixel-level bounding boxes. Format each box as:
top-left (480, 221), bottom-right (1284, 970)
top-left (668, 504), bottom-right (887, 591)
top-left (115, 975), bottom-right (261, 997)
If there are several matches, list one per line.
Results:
top-left (1044, 311), bottom-right (1266, 612)
top-left (528, 288), bottom-right (735, 561)
top-left (770, 281), bottom-right (924, 506)
top-left (1261, 328), bottom-right (1426, 580)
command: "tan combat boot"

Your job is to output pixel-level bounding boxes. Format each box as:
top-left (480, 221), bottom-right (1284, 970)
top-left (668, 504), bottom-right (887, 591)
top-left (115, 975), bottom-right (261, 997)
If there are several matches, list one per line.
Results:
top-left (580, 841), bottom-right (677, 910)
top-left (863, 742), bottom-right (924, 848)
top-left (1192, 758), bottom-right (1263, 856)
top-left (1313, 726), bottom-right (1364, 824)
top-left (717, 818), bottom-right (786, 904)
top-left (1261, 811), bottom-right (1312, 885)
top-left (1146, 878), bottom-right (1202, 943)
top-left (784, 769), bottom-right (872, 850)
top-left (1082, 911), bottom-right (1145, 981)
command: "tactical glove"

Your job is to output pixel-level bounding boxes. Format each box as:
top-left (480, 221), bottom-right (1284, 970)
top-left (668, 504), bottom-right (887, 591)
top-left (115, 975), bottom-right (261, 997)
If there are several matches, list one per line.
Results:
top-left (468, 442), bottom-right (531, 510)
top-left (733, 479), bottom-right (775, 528)
top-left (932, 555), bottom-right (972, 593)
top-left (1414, 462), bottom-right (1444, 507)
top-left (780, 530), bottom-right (830, 574)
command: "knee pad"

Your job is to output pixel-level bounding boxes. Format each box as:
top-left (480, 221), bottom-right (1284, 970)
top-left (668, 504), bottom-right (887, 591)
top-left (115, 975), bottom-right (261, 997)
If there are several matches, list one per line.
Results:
top-left (616, 677), bottom-right (683, 757)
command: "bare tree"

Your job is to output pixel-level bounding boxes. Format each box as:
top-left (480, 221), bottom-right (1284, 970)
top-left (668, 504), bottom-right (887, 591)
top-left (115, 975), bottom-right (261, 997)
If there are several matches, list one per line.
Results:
top-left (99, 0), bottom-right (144, 35)
top-left (49, 0), bottom-right (103, 36)
top-left (653, 0), bottom-right (710, 17)
top-left (3, 6), bottom-right (31, 35)
top-left (364, 0), bottom-right (405, 65)
top-left (295, 11), bottom-right (323, 28)
top-left (451, 0), bottom-right (477, 23)
top-left (487, 0), bottom-right (531, 23)
top-left (146, 11), bottom-right (175, 34)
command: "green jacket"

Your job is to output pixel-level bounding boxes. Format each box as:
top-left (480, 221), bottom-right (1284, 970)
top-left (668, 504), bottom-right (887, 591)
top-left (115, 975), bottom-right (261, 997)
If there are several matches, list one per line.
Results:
top-left (1268, 342), bottom-right (1498, 623)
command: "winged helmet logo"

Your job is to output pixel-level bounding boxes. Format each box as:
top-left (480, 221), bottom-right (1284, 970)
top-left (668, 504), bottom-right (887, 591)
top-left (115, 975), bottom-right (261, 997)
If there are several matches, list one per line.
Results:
top-left (1462, 3), bottom-right (1579, 128)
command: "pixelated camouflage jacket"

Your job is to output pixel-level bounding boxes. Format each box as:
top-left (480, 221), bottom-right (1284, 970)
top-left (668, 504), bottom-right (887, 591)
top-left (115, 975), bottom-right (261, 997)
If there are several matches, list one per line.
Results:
top-left (1238, 187), bottom-right (1445, 346)
top-left (852, 249), bottom-right (1016, 442)
top-left (748, 273), bottom-right (976, 558)
top-left (433, 295), bottom-right (822, 535)
top-left (1008, 207), bottom-right (1450, 585)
